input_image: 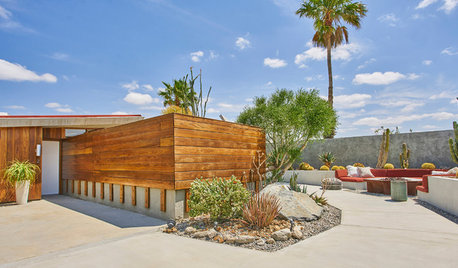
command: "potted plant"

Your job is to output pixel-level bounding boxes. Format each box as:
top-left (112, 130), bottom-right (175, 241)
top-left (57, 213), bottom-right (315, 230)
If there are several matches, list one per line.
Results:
top-left (2, 160), bottom-right (40, 205)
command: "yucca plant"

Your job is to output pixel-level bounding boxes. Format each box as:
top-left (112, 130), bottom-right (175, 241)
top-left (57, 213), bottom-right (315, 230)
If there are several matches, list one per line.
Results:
top-left (3, 160), bottom-right (39, 185)
top-left (318, 152), bottom-right (336, 167)
top-left (242, 193), bottom-right (281, 229)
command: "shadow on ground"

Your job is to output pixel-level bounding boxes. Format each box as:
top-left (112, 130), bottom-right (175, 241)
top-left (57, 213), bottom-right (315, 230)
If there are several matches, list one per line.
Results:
top-left (413, 199), bottom-right (458, 224)
top-left (43, 195), bottom-right (165, 228)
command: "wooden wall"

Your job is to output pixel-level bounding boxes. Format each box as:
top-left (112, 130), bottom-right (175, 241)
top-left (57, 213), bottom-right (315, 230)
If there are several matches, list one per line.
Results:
top-left (43, 128), bottom-right (65, 140)
top-left (0, 127), bottom-right (42, 203)
top-left (61, 113), bottom-right (266, 191)
top-left (62, 114), bottom-right (175, 189)
top-left (173, 114), bottom-right (266, 189)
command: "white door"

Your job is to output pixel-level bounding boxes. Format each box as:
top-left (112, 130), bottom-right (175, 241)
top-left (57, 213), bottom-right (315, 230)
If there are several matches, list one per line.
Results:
top-left (42, 141), bottom-right (60, 195)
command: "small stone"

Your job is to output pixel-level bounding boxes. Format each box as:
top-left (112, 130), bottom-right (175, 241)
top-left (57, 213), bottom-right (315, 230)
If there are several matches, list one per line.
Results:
top-left (193, 230), bottom-right (209, 238)
top-left (235, 235), bottom-right (256, 244)
top-left (292, 226), bottom-right (303, 239)
top-left (163, 227), bottom-right (177, 233)
top-left (184, 226), bottom-right (197, 234)
top-left (256, 239), bottom-right (266, 246)
top-left (224, 234), bottom-right (236, 244)
top-left (213, 235), bottom-right (225, 243)
top-left (272, 228), bottom-right (292, 241)
top-left (266, 238), bottom-right (275, 244)
top-left (274, 225), bottom-right (281, 231)
top-left (207, 229), bottom-right (218, 239)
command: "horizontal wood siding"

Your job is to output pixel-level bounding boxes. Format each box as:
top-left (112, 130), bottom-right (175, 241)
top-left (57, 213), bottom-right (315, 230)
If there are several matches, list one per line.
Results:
top-left (62, 114), bottom-right (175, 189)
top-left (173, 114), bottom-right (265, 189)
top-left (0, 127), bottom-right (42, 203)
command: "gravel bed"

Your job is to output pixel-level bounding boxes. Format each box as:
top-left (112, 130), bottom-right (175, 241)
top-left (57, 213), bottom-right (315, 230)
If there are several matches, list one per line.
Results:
top-left (164, 205), bottom-right (341, 252)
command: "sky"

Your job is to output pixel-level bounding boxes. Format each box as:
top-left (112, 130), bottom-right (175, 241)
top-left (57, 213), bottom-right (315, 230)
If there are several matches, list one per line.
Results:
top-left (0, 0), bottom-right (457, 137)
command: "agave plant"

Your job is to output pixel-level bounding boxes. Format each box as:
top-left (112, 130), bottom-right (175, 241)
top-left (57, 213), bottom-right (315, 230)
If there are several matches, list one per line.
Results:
top-left (3, 160), bottom-right (40, 185)
top-left (318, 152), bottom-right (336, 167)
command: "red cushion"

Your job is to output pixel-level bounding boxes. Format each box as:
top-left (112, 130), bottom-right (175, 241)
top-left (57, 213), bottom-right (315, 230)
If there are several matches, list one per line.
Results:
top-left (370, 169), bottom-right (387, 177)
top-left (339, 176), bottom-right (366, 182)
top-left (386, 169), bottom-right (432, 177)
top-left (335, 169), bottom-right (348, 178)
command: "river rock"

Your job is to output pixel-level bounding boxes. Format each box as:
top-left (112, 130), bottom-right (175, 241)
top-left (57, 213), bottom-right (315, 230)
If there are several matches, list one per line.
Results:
top-left (292, 226), bottom-right (303, 239)
top-left (272, 228), bottom-right (291, 241)
top-left (184, 226), bottom-right (197, 234)
top-left (207, 229), bottom-right (218, 239)
top-left (235, 235), bottom-right (256, 244)
top-left (266, 238), bottom-right (275, 244)
top-left (260, 183), bottom-right (323, 221)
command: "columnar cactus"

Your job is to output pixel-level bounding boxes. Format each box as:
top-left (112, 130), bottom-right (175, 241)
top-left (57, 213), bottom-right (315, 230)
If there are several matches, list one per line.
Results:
top-left (376, 129), bottom-right (390, 168)
top-left (449, 121), bottom-right (458, 164)
top-left (399, 143), bottom-right (410, 169)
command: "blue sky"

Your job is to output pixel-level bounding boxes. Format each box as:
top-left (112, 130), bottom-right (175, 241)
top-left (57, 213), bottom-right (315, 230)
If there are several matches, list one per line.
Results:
top-left (0, 0), bottom-right (457, 137)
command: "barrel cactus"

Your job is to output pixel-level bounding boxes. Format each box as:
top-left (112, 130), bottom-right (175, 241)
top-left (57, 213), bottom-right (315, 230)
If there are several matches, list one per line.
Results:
top-left (449, 121), bottom-right (458, 164)
top-left (299, 162), bottom-right (314, 170)
top-left (383, 163), bottom-right (394, 169)
top-left (353, 163), bottom-right (365, 167)
top-left (421, 163), bottom-right (436, 169)
top-left (320, 165), bottom-right (330, 171)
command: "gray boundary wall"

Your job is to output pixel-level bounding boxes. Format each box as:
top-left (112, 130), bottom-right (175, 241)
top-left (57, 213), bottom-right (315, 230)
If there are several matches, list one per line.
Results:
top-left (299, 130), bottom-right (455, 169)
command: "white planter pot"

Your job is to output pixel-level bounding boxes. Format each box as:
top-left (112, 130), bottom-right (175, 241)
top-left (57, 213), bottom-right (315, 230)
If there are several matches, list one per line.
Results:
top-left (15, 180), bottom-right (30, 205)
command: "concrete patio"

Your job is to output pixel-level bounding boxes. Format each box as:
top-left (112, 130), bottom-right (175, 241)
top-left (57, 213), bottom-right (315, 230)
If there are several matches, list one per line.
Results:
top-left (1, 187), bottom-right (457, 268)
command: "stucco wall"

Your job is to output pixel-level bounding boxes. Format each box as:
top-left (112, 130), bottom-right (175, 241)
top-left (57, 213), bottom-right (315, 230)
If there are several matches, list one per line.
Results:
top-left (299, 130), bottom-right (455, 169)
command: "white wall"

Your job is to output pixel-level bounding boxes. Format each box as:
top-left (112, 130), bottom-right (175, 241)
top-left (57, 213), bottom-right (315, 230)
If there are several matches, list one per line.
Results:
top-left (418, 176), bottom-right (458, 216)
top-left (42, 141), bottom-right (60, 195)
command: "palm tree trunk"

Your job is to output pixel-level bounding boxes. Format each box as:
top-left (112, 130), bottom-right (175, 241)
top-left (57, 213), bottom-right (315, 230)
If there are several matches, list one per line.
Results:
top-left (326, 43), bottom-right (333, 107)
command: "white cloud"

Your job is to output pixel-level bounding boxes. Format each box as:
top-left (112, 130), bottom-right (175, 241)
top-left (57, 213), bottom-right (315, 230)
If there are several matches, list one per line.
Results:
top-left (245, 98), bottom-right (254, 102)
top-left (56, 107), bottom-right (73, 113)
top-left (422, 60), bottom-right (433, 65)
top-left (357, 58), bottom-right (376, 69)
top-left (423, 124), bottom-right (439, 129)
top-left (439, 0), bottom-right (458, 13)
top-left (379, 100), bottom-right (425, 112)
top-left (124, 92), bottom-right (158, 105)
top-left (265, 81), bottom-right (272, 86)
top-left (0, 112), bottom-right (8, 116)
top-left (295, 43), bottom-right (361, 68)
top-left (235, 37), bottom-right (250, 50)
top-left (45, 102), bottom-right (62, 108)
top-left (4, 105), bottom-right (25, 109)
top-left (441, 47), bottom-right (458, 55)
top-left (0, 59), bottom-right (57, 83)
top-left (400, 103), bottom-right (425, 112)
top-left (190, 51), bottom-right (204, 62)
top-left (416, 0), bottom-right (439, 9)
top-left (334, 94), bottom-right (372, 109)
top-left (0, 5), bottom-right (12, 20)
top-left (121, 80), bottom-right (139, 91)
top-left (377, 13), bottom-right (399, 26)
top-left (353, 72), bottom-right (420, 85)
top-left (209, 50), bottom-right (218, 60)
top-left (305, 74), bottom-right (324, 82)
top-left (353, 112), bottom-right (455, 127)
top-left (263, 57), bottom-right (287, 68)
top-left (49, 52), bottom-right (69, 61)
top-left (157, 87), bottom-right (165, 93)
top-left (139, 105), bottom-right (162, 110)
top-left (112, 111), bottom-right (129, 115)
top-left (142, 84), bottom-right (154, 91)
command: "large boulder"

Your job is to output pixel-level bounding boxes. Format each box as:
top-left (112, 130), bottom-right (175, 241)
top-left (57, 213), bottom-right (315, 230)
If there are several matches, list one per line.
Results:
top-left (260, 183), bottom-right (323, 221)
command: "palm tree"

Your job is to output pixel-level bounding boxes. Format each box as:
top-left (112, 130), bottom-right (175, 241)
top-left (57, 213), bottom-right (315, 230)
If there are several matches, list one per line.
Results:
top-left (160, 76), bottom-right (196, 110)
top-left (296, 0), bottom-right (367, 108)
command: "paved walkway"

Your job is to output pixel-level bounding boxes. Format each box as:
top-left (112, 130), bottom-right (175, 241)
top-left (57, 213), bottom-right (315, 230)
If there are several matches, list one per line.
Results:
top-left (1, 188), bottom-right (457, 268)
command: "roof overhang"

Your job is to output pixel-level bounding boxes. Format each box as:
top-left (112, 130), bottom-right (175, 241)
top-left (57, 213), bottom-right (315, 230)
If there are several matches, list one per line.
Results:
top-left (0, 115), bottom-right (144, 128)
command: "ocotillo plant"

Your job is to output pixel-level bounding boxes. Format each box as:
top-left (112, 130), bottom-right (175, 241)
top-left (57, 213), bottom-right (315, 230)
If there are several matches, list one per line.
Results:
top-left (376, 129), bottom-right (390, 168)
top-left (449, 121), bottom-right (458, 164)
top-left (399, 143), bottom-right (410, 169)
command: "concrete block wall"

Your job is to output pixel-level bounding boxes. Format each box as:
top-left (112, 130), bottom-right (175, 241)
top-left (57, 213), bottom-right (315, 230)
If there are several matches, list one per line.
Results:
top-left (299, 130), bottom-right (455, 169)
top-left (65, 180), bottom-right (186, 220)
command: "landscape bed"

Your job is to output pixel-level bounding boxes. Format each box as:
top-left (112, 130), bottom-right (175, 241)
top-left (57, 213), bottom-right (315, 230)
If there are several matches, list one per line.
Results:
top-left (163, 205), bottom-right (341, 252)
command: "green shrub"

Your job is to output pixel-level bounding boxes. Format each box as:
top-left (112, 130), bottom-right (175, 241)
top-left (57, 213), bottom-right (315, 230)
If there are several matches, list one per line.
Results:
top-left (188, 176), bottom-right (251, 221)
top-left (242, 193), bottom-right (281, 229)
top-left (421, 163), bottom-right (436, 169)
top-left (384, 163), bottom-right (394, 169)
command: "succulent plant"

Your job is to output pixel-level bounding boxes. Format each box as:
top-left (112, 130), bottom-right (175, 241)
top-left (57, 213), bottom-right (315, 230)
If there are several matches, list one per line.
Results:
top-left (320, 165), bottom-right (330, 170)
top-left (449, 121), bottom-right (458, 164)
top-left (376, 129), bottom-right (390, 168)
top-left (353, 163), bottom-right (365, 167)
top-left (399, 143), bottom-right (410, 169)
top-left (421, 163), bottom-right (436, 169)
top-left (318, 152), bottom-right (336, 167)
top-left (383, 163), bottom-right (394, 169)
top-left (299, 162), bottom-right (314, 170)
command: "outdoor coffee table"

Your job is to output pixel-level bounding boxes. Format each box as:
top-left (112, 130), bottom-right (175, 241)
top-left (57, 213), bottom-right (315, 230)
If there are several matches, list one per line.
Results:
top-left (365, 177), bottom-right (422, 196)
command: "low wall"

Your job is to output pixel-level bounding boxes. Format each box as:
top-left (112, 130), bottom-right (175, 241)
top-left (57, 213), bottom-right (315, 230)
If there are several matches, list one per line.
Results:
top-left (283, 170), bottom-right (335, 186)
top-left (64, 180), bottom-right (186, 220)
top-left (418, 176), bottom-right (458, 216)
top-left (300, 130), bottom-right (455, 169)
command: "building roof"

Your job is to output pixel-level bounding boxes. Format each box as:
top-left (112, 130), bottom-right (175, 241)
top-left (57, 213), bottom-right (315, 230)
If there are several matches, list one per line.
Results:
top-left (0, 115), bottom-right (144, 128)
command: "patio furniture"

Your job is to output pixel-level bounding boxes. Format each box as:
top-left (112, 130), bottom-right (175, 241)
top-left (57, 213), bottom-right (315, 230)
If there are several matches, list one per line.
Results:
top-left (365, 177), bottom-right (422, 196)
top-left (321, 178), bottom-right (342, 190)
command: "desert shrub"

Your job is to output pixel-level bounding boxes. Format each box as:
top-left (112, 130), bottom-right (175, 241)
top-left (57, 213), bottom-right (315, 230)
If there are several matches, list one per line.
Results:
top-left (383, 163), bottom-right (394, 169)
top-left (242, 193), bottom-right (281, 229)
top-left (421, 163), bottom-right (436, 169)
top-left (320, 165), bottom-right (330, 170)
top-left (353, 163), bottom-right (365, 167)
top-left (188, 176), bottom-right (251, 221)
top-left (299, 162), bottom-right (314, 170)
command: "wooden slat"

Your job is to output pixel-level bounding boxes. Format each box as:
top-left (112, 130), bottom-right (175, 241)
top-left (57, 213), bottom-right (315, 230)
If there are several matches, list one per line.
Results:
top-left (185, 189), bottom-right (190, 213)
top-left (66, 179), bottom-right (69, 193)
top-left (92, 181), bottom-right (96, 197)
top-left (120, 185), bottom-right (124, 203)
top-left (160, 189), bottom-right (166, 212)
top-left (145, 188), bottom-right (150, 208)
top-left (131, 186), bottom-right (136, 206)
top-left (109, 183), bottom-right (113, 201)
top-left (71, 179), bottom-right (74, 193)
top-left (100, 182), bottom-right (104, 199)
top-left (77, 180), bottom-right (81, 195)
top-left (84, 180), bottom-right (88, 196)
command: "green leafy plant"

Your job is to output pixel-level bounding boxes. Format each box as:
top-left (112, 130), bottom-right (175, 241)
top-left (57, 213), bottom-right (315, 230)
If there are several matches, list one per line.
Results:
top-left (449, 121), bottom-right (458, 164)
top-left (242, 193), bottom-right (281, 229)
top-left (3, 160), bottom-right (40, 185)
top-left (289, 172), bottom-right (301, 192)
top-left (399, 143), bottom-right (410, 169)
top-left (318, 152), bottom-right (336, 167)
top-left (188, 176), bottom-right (251, 221)
top-left (237, 89), bottom-right (337, 182)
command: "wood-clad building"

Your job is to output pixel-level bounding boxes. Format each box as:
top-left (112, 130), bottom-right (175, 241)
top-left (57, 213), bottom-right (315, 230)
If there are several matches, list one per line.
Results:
top-left (1, 113), bottom-right (266, 219)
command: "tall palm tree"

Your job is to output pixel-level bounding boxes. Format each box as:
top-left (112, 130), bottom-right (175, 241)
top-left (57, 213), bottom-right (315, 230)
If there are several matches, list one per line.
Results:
top-left (160, 76), bottom-right (196, 110)
top-left (296, 0), bottom-right (367, 108)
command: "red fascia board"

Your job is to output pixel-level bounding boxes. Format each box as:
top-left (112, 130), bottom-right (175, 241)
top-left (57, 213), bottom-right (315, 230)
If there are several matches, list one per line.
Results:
top-left (0, 115), bottom-right (142, 118)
